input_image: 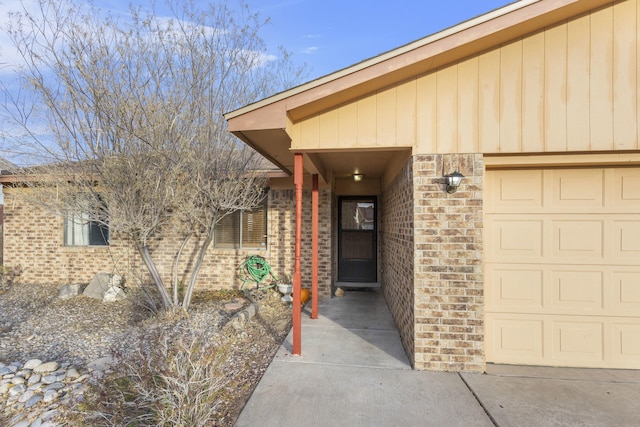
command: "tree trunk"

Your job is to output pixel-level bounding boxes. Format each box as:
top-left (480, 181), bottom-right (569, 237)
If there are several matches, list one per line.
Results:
top-left (182, 228), bottom-right (215, 311)
top-left (138, 244), bottom-right (173, 309)
top-left (172, 233), bottom-right (193, 305)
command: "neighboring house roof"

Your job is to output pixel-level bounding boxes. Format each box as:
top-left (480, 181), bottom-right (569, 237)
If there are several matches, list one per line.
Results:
top-left (225, 0), bottom-right (616, 176)
top-left (0, 155), bottom-right (287, 186)
top-left (0, 158), bottom-right (15, 173)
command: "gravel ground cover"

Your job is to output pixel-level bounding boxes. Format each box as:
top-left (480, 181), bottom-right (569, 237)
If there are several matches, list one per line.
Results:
top-left (0, 282), bottom-right (292, 426)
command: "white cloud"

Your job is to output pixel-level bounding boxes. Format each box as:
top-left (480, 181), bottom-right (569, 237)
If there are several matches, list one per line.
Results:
top-left (300, 46), bottom-right (318, 55)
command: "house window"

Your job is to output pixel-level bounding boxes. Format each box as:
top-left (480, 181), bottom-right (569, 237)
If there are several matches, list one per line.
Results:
top-left (214, 197), bottom-right (267, 249)
top-left (64, 211), bottom-right (110, 246)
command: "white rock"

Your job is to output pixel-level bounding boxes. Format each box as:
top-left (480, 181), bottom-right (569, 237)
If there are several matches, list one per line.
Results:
top-left (23, 359), bottom-right (43, 370)
top-left (32, 362), bottom-right (58, 373)
top-left (42, 374), bottom-right (57, 385)
top-left (72, 373), bottom-right (90, 383)
top-left (16, 369), bottom-right (32, 378)
top-left (8, 383), bottom-right (26, 397)
top-left (25, 393), bottom-right (43, 408)
top-left (17, 389), bottom-right (34, 403)
top-left (11, 376), bottom-right (25, 385)
top-left (40, 409), bottom-right (58, 421)
top-left (44, 382), bottom-right (65, 392)
top-left (27, 373), bottom-right (41, 386)
top-left (57, 283), bottom-right (86, 299)
top-left (66, 368), bottom-right (80, 380)
top-left (87, 356), bottom-right (115, 371)
top-left (42, 389), bottom-right (59, 403)
top-left (103, 285), bottom-right (127, 302)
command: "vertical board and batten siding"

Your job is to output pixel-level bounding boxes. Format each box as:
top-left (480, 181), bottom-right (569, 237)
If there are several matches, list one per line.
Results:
top-left (290, 0), bottom-right (640, 154)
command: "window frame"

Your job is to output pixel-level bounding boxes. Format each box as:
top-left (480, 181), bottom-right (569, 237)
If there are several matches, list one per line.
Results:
top-left (214, 196), bottom-right (268, 250)
top-left (63, 210), bottom-right (110, 247)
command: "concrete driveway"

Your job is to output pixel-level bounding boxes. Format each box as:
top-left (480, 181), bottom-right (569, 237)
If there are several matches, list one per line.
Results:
top-left (463, 364), bottom-right (640, 427)
top-left (235, 289), bottom-right (640, 426)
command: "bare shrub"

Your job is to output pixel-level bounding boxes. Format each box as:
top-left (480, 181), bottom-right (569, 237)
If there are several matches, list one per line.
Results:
top-left (125, 282), bottom-right (168, 317)
top-left (85, 324), bottom-right (235, 426)
top-left (0, 265), bottom-right (22, 291)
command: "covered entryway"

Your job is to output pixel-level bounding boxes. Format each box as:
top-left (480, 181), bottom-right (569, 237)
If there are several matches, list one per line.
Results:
top-left (337, 196), bottom-right (378, 284)
top-left (485, 164), bottom-right (640, 369)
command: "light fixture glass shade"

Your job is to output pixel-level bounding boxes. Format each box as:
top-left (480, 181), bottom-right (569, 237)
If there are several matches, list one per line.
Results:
top-left (445, 171), bottom-right (464, 193)
top-left (353, 173), bottom-right (363, 182)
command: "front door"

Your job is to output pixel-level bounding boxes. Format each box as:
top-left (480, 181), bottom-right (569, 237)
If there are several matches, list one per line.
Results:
top-left (338, 197), bottom-right (377, 282)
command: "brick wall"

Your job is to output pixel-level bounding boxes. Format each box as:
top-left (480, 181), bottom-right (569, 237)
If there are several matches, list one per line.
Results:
top-left (3, 188), bottom-right (134, 284)
top-left (2, 187), bottom-right (333, 297)
top-left (381, 159), bottom-right (415, 365)
top-left (412, 154), bottom-right (484, 372)
top-left (266, 188), bottom-right (332, 296)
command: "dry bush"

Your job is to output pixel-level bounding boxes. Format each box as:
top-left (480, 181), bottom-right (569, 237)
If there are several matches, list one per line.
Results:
top-left (83, 324), bottom-right (235, 426)
top-left (0, 265), bottom-right (22, 292)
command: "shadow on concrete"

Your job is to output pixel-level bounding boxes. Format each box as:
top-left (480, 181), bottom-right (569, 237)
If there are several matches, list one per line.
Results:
top-left (278, 287), bottom-right (410, 369)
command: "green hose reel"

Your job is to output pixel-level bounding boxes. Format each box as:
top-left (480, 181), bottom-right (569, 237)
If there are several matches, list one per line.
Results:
top-left (237, 255), bottom-right (278, 290)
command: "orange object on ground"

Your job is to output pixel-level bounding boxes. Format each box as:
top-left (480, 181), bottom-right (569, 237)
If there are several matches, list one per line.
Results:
top-left (300, 288), bottom-right (310, 304)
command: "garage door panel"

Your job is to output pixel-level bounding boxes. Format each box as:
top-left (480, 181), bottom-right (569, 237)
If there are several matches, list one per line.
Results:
top-left (612, 323), bottom-right (640, 367)
top-left (485, 266), bottom-right (543, 310)
top-left (552, 320), bottom-right (605, 364)
top-left (612, 168), bottom-right (640, 208)
top-left (612, 220), bottom-right (640, 260)
top-left (550, 169), bottom-right (605, 209)
top-left (488, 219), bottom-right (543, 259)
top-left (612, 271), bottom-right (640, 314)
top-left (551, 219), bottom-right (604, 260)
top-left (550, 269), bottom-right (605, 313)
top-left (486, 315), bottom-right (544, 364)
top-left (486, 169), bottom-right (543, 212)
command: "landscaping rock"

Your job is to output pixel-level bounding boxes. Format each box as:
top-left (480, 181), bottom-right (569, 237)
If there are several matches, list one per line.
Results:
top-left (23, 359), bottom-right (42, 370)
top-left (83, 273), bottom-right (112, 300)
top-left (0, 359), bottom-right (112, 424)
top-left (86, 356), bottom-right (115, 372)
top-left (32, 362), bottom-right (58, 374)
top-left (57, 284), bottom-right (86, 299)
top-left (103, 285), bottom-right (126, 302)
top-left (83, 273), bottom-right (125, 301)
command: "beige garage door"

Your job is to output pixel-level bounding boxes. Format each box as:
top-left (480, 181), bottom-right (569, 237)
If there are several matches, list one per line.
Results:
top-left (485, 166), bottom-right (640, 369)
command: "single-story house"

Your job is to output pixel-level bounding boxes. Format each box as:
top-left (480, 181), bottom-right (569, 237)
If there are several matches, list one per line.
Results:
top-left (2, 0), bottom-right (640, 372)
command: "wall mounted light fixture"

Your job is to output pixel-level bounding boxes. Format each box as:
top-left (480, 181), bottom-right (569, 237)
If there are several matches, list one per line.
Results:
top-left (353, 173), bottom-right (364, 182)
top-left (444, 171), bottom-right (464, 193)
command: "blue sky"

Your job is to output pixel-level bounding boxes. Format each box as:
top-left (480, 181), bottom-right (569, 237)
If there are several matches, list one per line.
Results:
top-left (0, 0), bottom-right (515, 102)
top-left (0, 0), bottom-right (513, 200)
top-left (245, 0), bottom-right (514, 80)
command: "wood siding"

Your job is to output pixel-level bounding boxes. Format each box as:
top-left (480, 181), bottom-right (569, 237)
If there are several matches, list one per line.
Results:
top-left (291, 0), bottom-right (640, 154)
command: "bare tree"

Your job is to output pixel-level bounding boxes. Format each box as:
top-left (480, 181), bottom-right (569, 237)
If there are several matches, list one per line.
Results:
top-left (1, 0), bottom-right (305, 311)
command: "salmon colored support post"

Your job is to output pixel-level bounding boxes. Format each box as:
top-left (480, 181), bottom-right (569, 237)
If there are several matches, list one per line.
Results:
top-left (293, 153), bottom-right (303, 355)
top-left (311, 174), bottom-right (319, 319)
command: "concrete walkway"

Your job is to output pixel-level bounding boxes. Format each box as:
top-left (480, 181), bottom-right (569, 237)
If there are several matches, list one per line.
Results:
top-left (235, 288), bottom-right (640, 427)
